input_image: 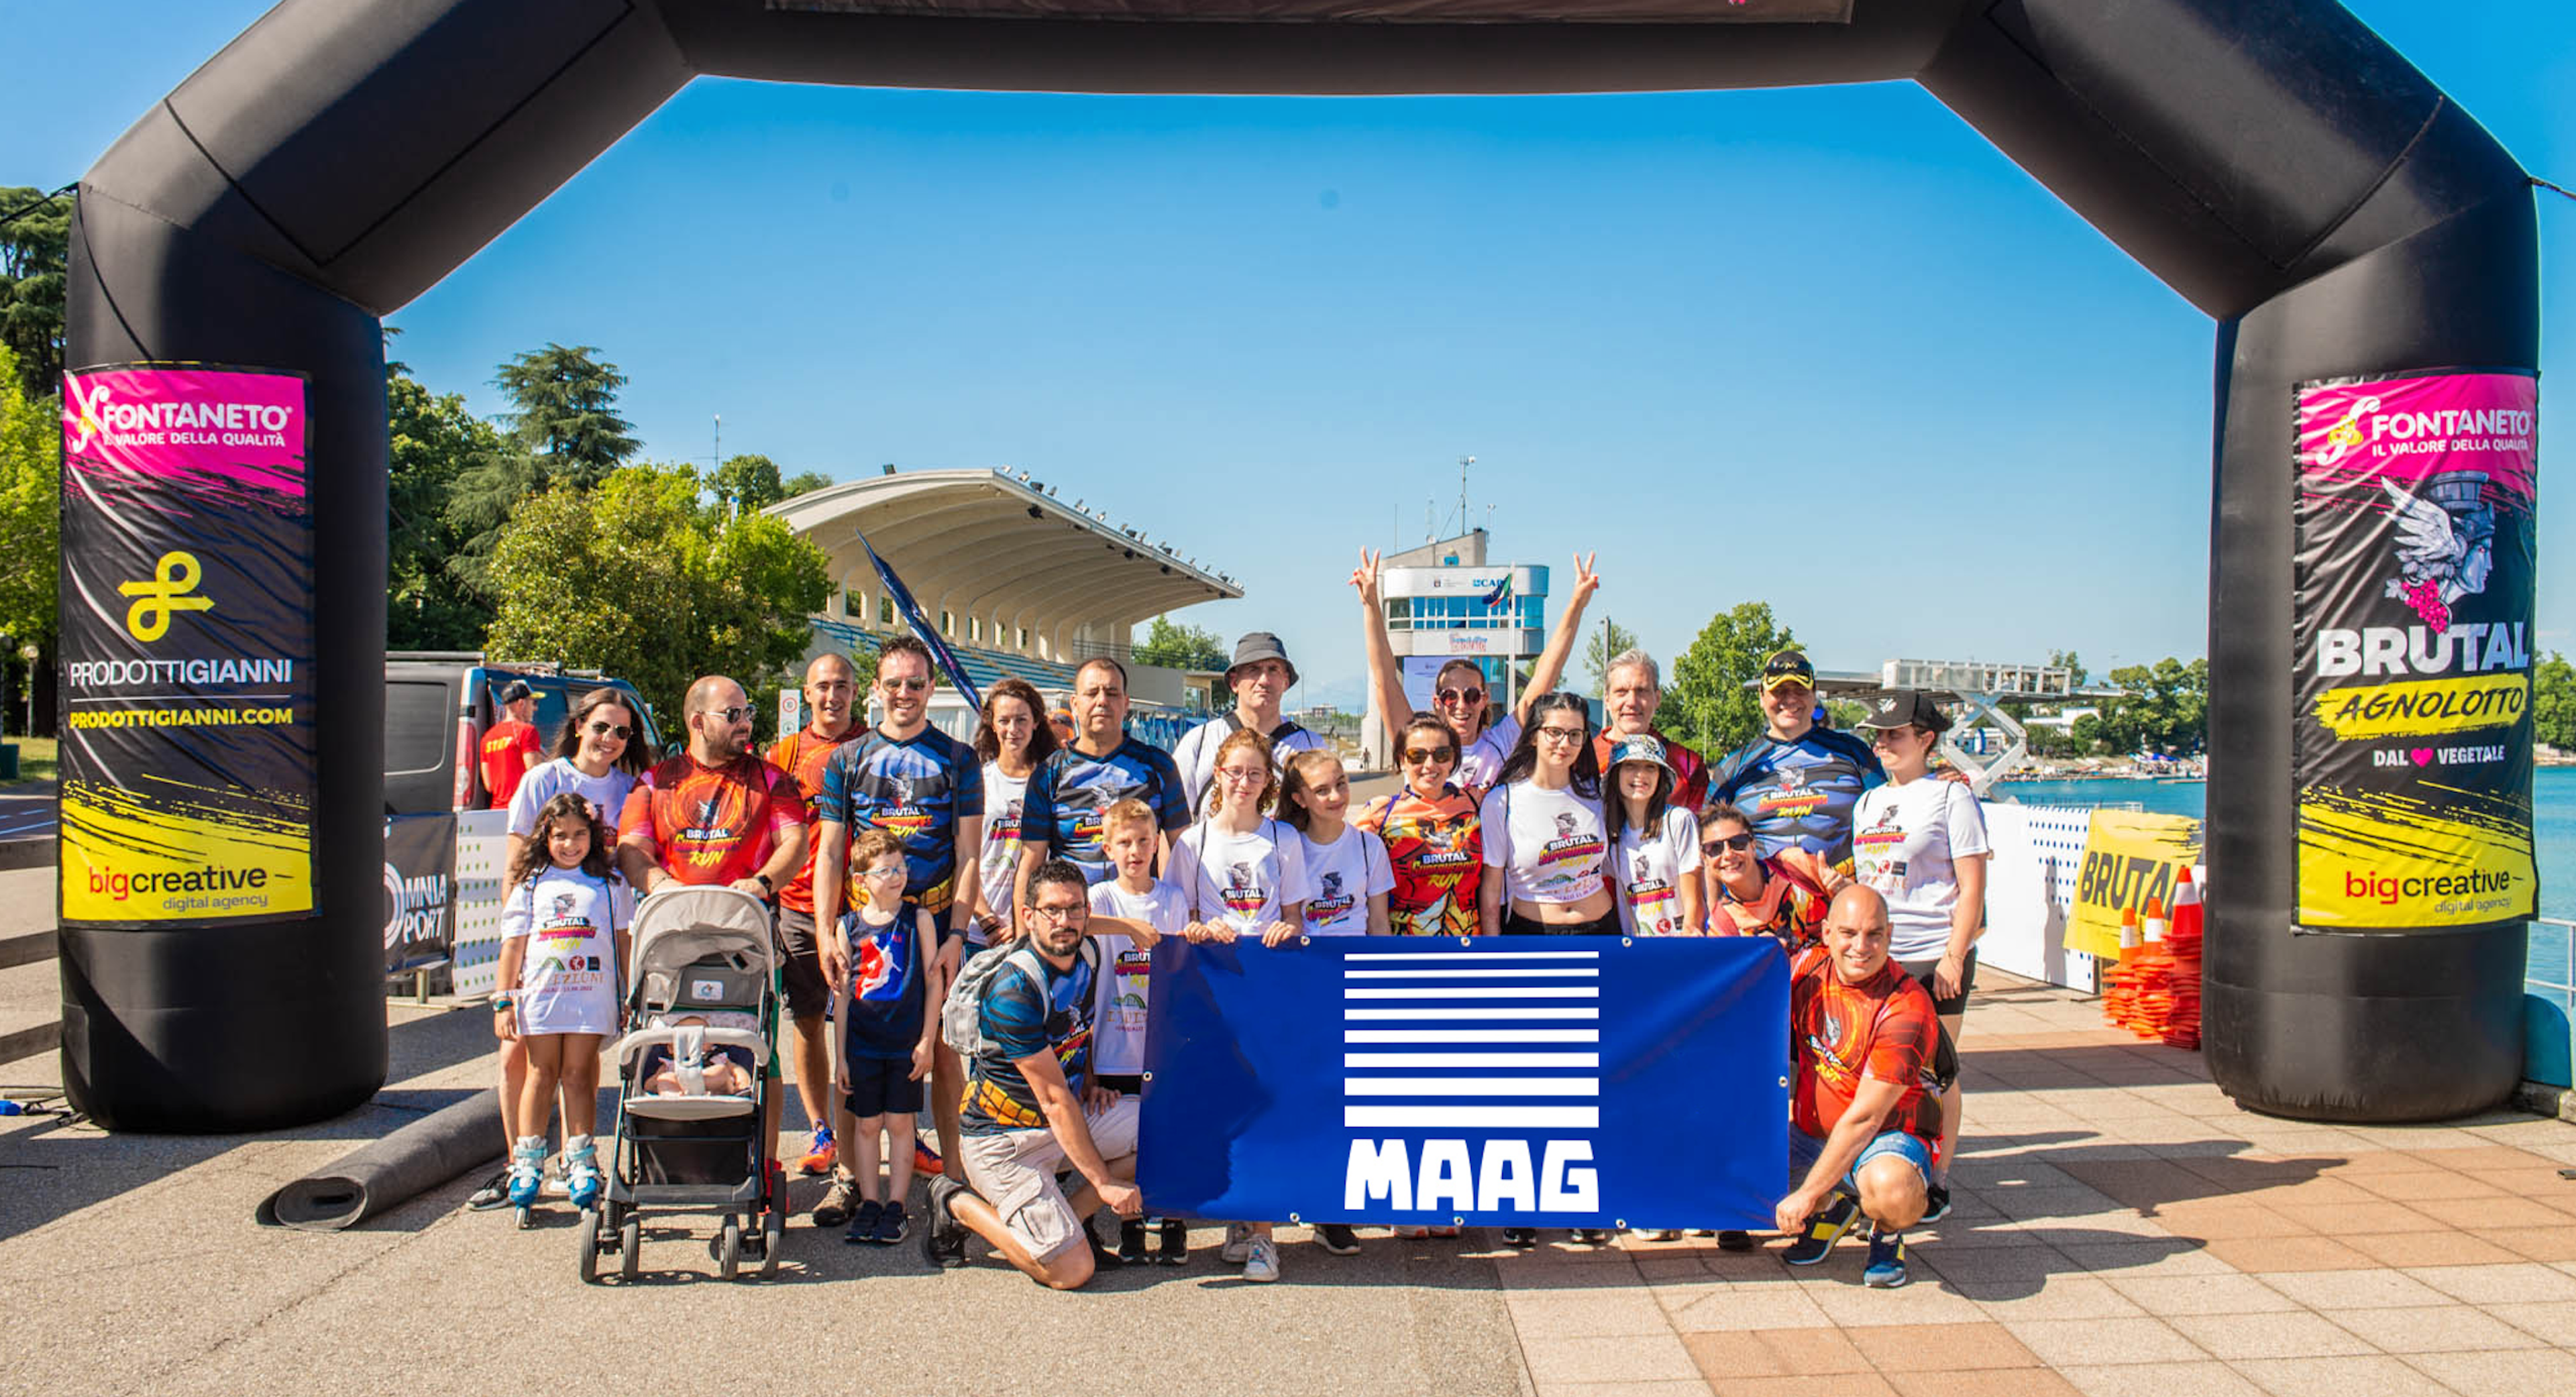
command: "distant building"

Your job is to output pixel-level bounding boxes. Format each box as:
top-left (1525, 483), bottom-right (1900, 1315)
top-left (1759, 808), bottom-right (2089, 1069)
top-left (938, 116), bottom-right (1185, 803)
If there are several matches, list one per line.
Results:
top-left (1362, 528), bottom-right (1550, 765)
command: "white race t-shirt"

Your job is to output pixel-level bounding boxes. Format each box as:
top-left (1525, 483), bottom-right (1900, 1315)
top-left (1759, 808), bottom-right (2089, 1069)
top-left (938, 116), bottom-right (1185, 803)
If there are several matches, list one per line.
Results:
top-left (1087, 878), bottom-right (1187, 1076)
top-left (1614, 805), bottom-right (1703, 937)
top-left (506, 758), bottom-right (637, 838)
top-left (976, 761), bottom-right (1031, 944)
top-left (1456, 713), bottom-right (1521, 797)
top-left (501, 864), bottom-right (627, 1036)
top-left (1851, 777), bottom-right (1992, 962)
top-left (1172, 714), bottom-right (1333, 818)
top-left (1478, 780), bottom-right (1609, 905)
top-left (1297, 824), bottom-right (1395, 936)
top-left (1166, 817), bottom-right (1310, 936)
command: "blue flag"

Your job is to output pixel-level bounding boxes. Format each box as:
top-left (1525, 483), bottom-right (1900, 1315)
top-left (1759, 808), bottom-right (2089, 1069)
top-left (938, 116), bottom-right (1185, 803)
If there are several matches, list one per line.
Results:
top-left (857, 529), bottom-right (982, 712)
top-left (1138, 936), bottom-right (1786, 1231)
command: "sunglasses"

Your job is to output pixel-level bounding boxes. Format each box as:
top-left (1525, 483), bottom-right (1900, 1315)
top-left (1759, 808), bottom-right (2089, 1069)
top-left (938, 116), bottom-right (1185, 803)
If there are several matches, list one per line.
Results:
top-left (709, 706), bottom-right (753, 725)
top-left (1402, 746), bottom-right (1458, 764)
top-left (881, 676), bottom-right (930, 693)
top-left (1701, 832), bottom-right (1756, 855)
top-left (1436, 686), bottom-right (1485, 706)
top-left (585, 720), bottom-right (632, 740)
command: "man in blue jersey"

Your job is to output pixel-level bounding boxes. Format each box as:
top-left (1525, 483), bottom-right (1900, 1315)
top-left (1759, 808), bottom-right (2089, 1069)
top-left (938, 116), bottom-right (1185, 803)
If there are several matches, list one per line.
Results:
top-left (1014, 657), bottom-right (1191, 899)
top-left (1709, 649), bottom-right (1887, 871)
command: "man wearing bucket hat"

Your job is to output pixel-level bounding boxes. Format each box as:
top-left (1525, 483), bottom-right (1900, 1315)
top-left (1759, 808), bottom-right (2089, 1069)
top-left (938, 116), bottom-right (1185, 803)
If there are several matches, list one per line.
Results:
top-left (1709, 649), bottom-right (1888, 871)
top-left (1169, 631), bottom-right (1332, 816)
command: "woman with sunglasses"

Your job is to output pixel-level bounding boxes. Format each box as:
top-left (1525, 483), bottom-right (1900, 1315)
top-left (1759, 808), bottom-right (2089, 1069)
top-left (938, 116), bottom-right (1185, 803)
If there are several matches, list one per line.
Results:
top-left (1702, 802), bottom-right (1846, 948)
top-left (1351, 549), bottom-right (1597, 797)
top-left (1354, 713), bottom-right (1487, 939)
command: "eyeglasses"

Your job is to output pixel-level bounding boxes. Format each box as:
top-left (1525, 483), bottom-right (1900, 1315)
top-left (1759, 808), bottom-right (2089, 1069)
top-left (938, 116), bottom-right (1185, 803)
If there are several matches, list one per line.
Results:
top-left (1701, 832), bottom-right (1756, 855)
top-left (1538, 726), bottom-right (1586, 744)
top-left (1025, 902), bottom-right (1085, 922)
top-left (881, 676), bottom-right (931, 693)
top-left (710, 706), bottom-right (753, 725)
top-left (862, 863), bottom-right (908, 881)
top-left (585, 720), bottom-right (631, 740)
top-left (1436, 686), bottom-right (1485, 706)
top-left (1219, 767), bottom-right (1269, 784)
top-left (1402, 746), bottom-right (1458, 764)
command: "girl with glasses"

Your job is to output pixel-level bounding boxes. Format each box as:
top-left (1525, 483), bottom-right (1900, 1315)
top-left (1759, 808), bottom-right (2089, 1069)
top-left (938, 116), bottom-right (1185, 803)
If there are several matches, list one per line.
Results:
top-left (1477, 693), bottom-right (1615, 942)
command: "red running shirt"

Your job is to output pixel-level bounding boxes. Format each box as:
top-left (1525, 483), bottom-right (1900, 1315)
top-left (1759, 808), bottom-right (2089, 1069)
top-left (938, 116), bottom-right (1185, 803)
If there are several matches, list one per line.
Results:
top-left (1354, 786), bottom-right (1484, 938)
top-left (1788, 944), bottom-right (1943, 1158)
top-left (480, 720), bottom-right (541, 809)
top-left (766, 728), bottom-right (861, 914)
top-left (619, 752), bottom-right (807, 888)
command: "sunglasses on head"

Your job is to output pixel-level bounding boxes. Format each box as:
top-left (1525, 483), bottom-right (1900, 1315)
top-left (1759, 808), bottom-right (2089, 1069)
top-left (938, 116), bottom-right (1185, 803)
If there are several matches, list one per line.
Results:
top-left (585, 720), bottom-right (631, 740)
top-left (1701, 831), bottom-right (1756, 855)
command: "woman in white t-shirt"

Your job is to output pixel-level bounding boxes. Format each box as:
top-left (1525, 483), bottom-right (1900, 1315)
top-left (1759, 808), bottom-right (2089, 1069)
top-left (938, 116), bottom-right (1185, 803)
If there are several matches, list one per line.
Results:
top-left (1603, 732), bottom-right (1705, 938)
top-left (1476, 691), bottom-right (1616, 939)
top-left (1851, 689), bottom-right (1989, 1217)
top-left (969, 677), bottom-right (1059, 948)
top-left (1280, 748), bottom-right (1393, 939)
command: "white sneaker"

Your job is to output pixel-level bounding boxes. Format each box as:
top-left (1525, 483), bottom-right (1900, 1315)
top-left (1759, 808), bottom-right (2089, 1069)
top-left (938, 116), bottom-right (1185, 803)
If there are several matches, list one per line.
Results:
top-left (1392, 1225), bottom-right (1432, 1239)
top-left (1242, 1235), bottom-right (1280, 1282)
top-left (1220, 1221), bottom-right (1255, 1264)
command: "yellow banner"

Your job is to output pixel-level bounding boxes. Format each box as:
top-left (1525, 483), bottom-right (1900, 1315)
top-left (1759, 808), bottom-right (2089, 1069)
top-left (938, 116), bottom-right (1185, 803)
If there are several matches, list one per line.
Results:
top-left (2309, 673), bottom-right (2528, 741)
top-left (2296, 787), bottom-right (2534, 929)
top-left (2065, 810), bottom-right (2202, 960)
top-left (58, 779), bottom-right (314, 921)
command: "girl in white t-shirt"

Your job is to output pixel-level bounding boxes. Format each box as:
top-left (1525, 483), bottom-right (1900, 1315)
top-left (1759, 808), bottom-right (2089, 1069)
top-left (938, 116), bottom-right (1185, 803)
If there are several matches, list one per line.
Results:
top-left (1603, 732), bottom-right (1705, 937)
top-left (1163, 728), bottom-right (1307, 1283)
top-left (1476, 692), bottom-right (1616, 940)
top-left (494, 793), bottom-right (631, 1216)
top-left (1851, 690), bottom-right (1990, 1215)
top-left (1280, 749), bottom-right (1394, 940)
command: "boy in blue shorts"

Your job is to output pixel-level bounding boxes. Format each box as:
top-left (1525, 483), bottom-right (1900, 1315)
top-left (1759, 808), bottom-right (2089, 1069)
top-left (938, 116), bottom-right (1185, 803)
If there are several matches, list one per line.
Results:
top-left (832, 830), bottom-right (943, 1244)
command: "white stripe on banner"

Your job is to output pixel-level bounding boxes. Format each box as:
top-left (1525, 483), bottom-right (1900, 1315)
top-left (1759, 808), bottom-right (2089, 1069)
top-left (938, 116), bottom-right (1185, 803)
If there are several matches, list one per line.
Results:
top-left (1344, 1052), bottom-right (1601, 1068)
top-left (1344, 1007), bottom-right (1599, 1019)
top-left (1343, 968), bottom-right (1600, 979)
top-left (1344, 1077), bottom-right (1601, 1096)
top-left (1344, 1028), bottom-right (1601, 1044)
top-left (1343, 987), bottom-right (1599, 1000)
top-left (1344, 950), bottom-right (1599, 962)
top-left (1345, 1105), bottom-right (1600, 1129)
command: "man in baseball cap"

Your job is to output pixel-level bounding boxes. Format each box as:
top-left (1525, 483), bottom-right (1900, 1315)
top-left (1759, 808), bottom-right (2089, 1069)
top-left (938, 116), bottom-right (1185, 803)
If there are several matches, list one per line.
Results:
top-left (1170, 631), bottom-right (1330, 814)
top-left (480, 679), bottom-right (542, 809)
top-left (1709, 648), bottom-right (1888, 870)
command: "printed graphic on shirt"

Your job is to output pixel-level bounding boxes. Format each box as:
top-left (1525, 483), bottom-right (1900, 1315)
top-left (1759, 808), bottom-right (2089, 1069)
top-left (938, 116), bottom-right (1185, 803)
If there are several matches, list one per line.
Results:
top-left (1854, 802), bottom-right (1908, 887)
top-left (1022, 739), bottom-right (1188, 883)
top-left (818, 728), bottom-right (983, 910)
top-left (1307, 869), bottom-right (1356, 928)
top-left (964, 956), bottom-right (1097, 1131)
top-left (621, 755), bottom-right (804, 888)
top-left (1362, 789), bottom-right (1483, 937)
top-left (1537, 814), bottom-right (1608, 889)
top-left (1790, 946), bottom-right (1941, 1153)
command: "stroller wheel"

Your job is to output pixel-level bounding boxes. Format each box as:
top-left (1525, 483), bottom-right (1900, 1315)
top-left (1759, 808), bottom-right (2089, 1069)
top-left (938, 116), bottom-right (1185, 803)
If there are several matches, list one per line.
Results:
top-left (618, 1215), bottom-right (641, 1282)
top-left (515, 1204), bottom-right (536, 1231)
top-left (760, 1199), bottom-right (785, 1280)
top-left (577, 1207), bottom-right (604, 1285)
top-left (717, 1215), bottom-right (743, 1280)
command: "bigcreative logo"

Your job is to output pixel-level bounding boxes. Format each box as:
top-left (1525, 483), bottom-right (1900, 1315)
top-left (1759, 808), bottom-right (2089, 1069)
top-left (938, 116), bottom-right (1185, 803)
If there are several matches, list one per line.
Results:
top-left (118, 551), bottom-right (213, 641)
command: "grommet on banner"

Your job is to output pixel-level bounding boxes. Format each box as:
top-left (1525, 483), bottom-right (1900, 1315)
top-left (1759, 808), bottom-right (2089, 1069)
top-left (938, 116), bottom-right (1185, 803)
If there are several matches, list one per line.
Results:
top-left (1456, 936), bottom-right (1471, 947)
top-left (1615, 1218), bottom-right (1627, 1229)
top-left (1621, 937), bottom-right (1633, 948)
top-left (1778, 1076), bottom-right (1790, 1088)
top-left (1142, 1071), bottom-right (1153, 1084)
top-left (1288, 1212), bottom-right (1302, 1224)
top-left (1300, 936), bottom-right (1310, 947)
top-left (1452, 1217), bottom-right (1464, 1227)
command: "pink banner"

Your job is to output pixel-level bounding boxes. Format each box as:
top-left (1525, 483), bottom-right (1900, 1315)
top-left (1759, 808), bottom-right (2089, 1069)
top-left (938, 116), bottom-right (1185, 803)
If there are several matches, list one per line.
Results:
top-left (62, 367), bottom-right (307, 504)
top-left (2297, 372), bottom-right (2536, 501)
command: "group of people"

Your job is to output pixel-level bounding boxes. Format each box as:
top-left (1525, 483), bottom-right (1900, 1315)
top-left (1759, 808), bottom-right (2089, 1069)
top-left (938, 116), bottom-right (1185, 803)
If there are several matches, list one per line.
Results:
top-left (476, 551), bottom-right (1992, 1292)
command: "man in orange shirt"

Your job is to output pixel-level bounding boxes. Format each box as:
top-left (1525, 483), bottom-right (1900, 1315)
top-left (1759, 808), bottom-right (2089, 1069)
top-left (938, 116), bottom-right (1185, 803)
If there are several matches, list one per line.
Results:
top-left (480, 679), bottom-right (541, 809)
top-left (765, 653), bottom-right (863, 1181)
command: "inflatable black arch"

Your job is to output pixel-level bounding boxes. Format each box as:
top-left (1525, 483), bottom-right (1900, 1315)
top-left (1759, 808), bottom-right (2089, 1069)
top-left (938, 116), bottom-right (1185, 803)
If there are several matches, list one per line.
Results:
top-left (61, 0), bottom-right (2537, 1131)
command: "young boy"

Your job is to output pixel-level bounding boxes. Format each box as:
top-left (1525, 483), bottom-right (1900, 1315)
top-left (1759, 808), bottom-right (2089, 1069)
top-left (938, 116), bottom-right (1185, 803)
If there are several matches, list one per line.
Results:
top-left (831, 830), bottom-right (943, 1245)
top-left (1087, 797), bottom-right (1190, 1264)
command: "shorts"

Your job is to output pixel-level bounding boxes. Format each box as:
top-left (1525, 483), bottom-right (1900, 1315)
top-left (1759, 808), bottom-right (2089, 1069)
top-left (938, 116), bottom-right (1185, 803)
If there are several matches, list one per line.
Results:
top-left (1788, 1126), bottom-right (1932, 1196)
top-left (775, 906), bottom-right (830, 1021)
top-left (844, 1055), bottom-right (925, 1119)
top-left (1896, 948), bottom-right (1978, 1018)
top-left (1093, 1073), bottom-right (1143, 1096)
top-left (957, 1095), bottom-right (1142, 1262)
top-left (1502, 907), bottom-right (1619, 936)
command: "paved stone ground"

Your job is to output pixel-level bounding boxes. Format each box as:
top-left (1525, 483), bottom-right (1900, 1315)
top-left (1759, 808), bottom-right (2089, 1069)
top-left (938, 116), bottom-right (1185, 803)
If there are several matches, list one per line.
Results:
top-left (3, 964), bottom-right (2573, 1396)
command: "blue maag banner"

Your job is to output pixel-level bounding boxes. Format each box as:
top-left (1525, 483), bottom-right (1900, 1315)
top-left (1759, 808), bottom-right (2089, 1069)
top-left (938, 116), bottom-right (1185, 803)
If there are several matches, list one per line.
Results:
top-left (1138, 936), bottom-right (1786, 1231)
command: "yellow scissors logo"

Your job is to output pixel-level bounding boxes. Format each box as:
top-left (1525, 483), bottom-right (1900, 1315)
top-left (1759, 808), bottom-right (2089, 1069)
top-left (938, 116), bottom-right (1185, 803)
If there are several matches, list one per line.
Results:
top-left (119, 551), bottom-right (215, 641)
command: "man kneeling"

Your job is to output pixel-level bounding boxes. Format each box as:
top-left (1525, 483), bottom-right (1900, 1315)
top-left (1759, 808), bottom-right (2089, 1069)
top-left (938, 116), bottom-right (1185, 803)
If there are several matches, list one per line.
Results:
top-left (923, 858), bottom-right (1146, 1288)
top-left (1776, 884), bottom-right (1941, 1288)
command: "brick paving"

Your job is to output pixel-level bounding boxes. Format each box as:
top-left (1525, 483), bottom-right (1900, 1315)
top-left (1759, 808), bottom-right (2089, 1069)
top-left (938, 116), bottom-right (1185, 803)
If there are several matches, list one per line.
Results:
top-left (1491, 969), bottom-right (2576, 1397)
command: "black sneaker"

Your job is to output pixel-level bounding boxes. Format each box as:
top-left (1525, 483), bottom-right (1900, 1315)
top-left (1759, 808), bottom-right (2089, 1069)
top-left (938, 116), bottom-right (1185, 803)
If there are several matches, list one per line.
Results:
top-left (1119, 1219), bottom-right (1150, 1264)
top-left (466, 1169), bottom-right (511, 1212)
top-left (1920, 1184), bottom-right (1952, 1225)
top-left (1155, 1217), bottom-right (1189, 1265)
top-left (1316, 1223), bottom-right (1362, 1255)
top-left (1499, 1227), bottom-right (1538, 1248)
top-left (922, 1176), bottom-right (969, 1268)
top-left (1717, 1229), bottom-right (1754, 1252)
top-left (845, 1198), bottom-right (884, 1245)
top-left (1568, 1228), bottom-right (1613, 1245)
top-left (813, 1174), bottom-right (859, 1229)
top-left (872, 1199), bottom-right (908, 1245)
top-left (1782, 1192), bottom-right (1861, 1266)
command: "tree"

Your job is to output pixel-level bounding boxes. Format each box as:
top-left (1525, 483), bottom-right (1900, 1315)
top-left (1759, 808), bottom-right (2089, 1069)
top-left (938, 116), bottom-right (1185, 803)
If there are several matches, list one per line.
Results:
top-left (1582, 616), bottom-right (1640, 695)
top-left (0, 186), bottom-right (70, 402)
top-left (1134, 614), bottom-right (1228, 671)
top-left (781, 469), bottom-right (833, 499)
top-left (385, 361), bottom-right (510, 649)
top-left (1660, 601), bottom-right (1795, 757)
top-left (492, 343), bottom-right (638, 490)
top-left (2047, 649), bottom-right (2089, 689)
top-left (2102, 657), bottom-right (2209, 754)
top-left (2534, 652), bottom-right (2576, 752)
top-left (710, 453), bottom-right (833, 515)
top-left (482, 463), bottom-right (830, 724)
top-left (0, 344), bottom-right (56, 733)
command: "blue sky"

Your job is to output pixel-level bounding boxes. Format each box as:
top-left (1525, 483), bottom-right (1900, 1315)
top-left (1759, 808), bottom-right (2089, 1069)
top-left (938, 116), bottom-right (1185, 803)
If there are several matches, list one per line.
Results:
top-left (12, 3), bottom-right (2573, 709)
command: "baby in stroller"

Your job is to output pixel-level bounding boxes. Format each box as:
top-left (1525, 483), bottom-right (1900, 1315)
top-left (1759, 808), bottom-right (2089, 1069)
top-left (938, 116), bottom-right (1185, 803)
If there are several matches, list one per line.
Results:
top-left (638, 1014), bottom-right (758, 1098)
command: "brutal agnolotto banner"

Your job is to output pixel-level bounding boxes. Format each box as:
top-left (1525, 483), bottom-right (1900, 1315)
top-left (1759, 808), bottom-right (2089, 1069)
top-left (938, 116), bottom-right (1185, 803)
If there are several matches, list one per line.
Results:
top-left (2293, 370), bottom-right (2538, 931)
top-left (56, 365), bottom-right (316, 926)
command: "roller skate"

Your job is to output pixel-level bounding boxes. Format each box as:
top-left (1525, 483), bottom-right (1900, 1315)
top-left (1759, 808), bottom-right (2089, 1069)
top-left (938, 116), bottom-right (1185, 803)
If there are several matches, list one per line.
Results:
top-left (564, 1134), bottom-right (602, 1211)
top-left (507, 1135), bottom-right (546, 1227)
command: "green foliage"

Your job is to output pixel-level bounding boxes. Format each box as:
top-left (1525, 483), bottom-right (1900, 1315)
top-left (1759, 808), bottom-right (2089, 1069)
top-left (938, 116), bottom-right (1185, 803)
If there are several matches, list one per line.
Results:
top-left (492, 343), bottom-right (637, 490)
top-left (2056, 657), bottom-right (2210, 755)
top-left (2047, 648), bottom-right (2089, 689)
top-left (1582, 616), bottom-right (1640, 695)
top-left (483, 463), bottom-right (830, 724)
top-left (2535, 651), bottom-right (2576, 752)
top-left (1660, 601), bottom-right (1795, 757)
top-left (781, 469), bottom-right (834, 498)
top-left (1134, 614), bottom-right (1228, 671)
top-left (1823, 698), bottom-right (1870, 732)
top-left (709, 453), bottom-right (834, 515)
top-left (0, 343), bottom-right (57, 651)
top-left (386, 361), bottom-right (508, 649)
top-left (0, 186), bottom-right (70, 402)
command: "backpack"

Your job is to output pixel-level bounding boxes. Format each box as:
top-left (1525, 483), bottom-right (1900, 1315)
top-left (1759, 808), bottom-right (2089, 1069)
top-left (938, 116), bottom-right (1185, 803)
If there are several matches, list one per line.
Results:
top-left (939, 935), bottom-right (1101, 1061)
top-left (1220, 710), bottom-right (1309, 747)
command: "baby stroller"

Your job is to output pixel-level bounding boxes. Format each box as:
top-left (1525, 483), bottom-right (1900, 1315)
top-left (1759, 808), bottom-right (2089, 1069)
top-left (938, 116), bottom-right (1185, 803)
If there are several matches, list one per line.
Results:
top-left (581, 885), bottom-right (789, 1284)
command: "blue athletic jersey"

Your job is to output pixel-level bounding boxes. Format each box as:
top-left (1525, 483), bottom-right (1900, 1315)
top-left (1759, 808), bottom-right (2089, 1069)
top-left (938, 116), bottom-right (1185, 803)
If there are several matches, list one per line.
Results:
top-left (1709, 728), bottom-right (1886, 870)
top-left (843, 900), bottom-right (927, 1060)
top-left (1019, 737), bottom-right (1189, 883)
top-left (962, 950), bottom-right (1097, 1134)
top-left (815, 726), bottom-right (985, 912)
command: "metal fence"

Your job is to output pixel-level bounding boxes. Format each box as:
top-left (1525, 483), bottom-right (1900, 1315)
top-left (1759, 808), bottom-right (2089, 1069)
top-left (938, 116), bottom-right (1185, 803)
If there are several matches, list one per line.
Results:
top-left (2530, 917), bottom-right (2575, 1089)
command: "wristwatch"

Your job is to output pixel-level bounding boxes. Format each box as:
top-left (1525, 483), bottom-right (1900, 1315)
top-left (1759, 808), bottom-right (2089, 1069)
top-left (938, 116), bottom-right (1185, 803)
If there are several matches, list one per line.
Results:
top-left (491, 996), bottom-right (513, 1011)
top-left (755, 872), bottom-right (775, 895)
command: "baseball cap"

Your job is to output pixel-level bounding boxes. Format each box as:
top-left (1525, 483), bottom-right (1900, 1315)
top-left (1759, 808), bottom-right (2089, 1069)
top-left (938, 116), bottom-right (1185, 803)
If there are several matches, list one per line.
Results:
top-left (1858, 689), bottom-right (1952, 735)
top-left (1760, 650), bottom-right (1817, 692)
top-left (498, 679), bottom-right (533, 704)
top-left (1228, 632), bottom-right (1298, 686)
